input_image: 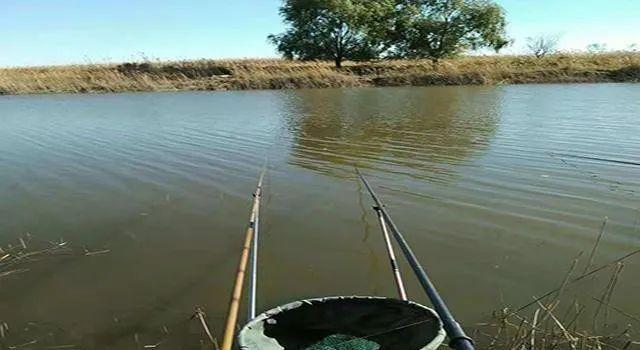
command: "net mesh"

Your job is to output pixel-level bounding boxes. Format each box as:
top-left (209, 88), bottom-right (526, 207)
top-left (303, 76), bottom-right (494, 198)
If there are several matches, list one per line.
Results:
top-left (238, 297), bottom-right (444, 350)
top-left (303, 334), bottom-right (380, 350)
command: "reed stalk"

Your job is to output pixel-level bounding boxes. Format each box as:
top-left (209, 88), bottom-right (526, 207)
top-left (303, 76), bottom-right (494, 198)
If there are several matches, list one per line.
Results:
top-left (584, 218), bottom-right (608, 274)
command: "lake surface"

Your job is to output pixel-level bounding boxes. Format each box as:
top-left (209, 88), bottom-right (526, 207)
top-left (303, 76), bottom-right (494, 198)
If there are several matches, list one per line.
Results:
top-left (1, 84), bottom-right (639, 348)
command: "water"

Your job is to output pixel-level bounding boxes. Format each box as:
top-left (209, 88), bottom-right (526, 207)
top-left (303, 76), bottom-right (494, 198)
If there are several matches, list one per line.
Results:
top-left (0, 84), bottom-right (639, 348)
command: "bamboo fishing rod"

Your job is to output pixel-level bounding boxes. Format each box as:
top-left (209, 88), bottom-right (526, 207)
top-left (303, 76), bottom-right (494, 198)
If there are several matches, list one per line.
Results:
top-left (220, 170), bottom-right (265, 350)
top-left (356, 168), bottom-right (475, 350)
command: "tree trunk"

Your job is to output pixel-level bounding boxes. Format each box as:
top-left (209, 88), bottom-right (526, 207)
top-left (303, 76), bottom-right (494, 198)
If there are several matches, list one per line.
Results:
top-left (334, 56), bottom-right (342, 69)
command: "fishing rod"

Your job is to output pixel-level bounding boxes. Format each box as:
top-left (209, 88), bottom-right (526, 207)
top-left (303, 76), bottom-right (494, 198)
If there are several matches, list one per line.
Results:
top-left (373, 204), bottom-right (408, 300)
top-left (248, 170), bottom-right (263, 321)
top-left (356, 168), bottom-right (475, 350)
top-left (221, 169), bottom-right (265, 350)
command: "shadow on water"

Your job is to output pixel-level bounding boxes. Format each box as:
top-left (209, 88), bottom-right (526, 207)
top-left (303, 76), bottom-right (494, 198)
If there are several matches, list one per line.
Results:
top-left (281, 86), bottom-right (502, 182)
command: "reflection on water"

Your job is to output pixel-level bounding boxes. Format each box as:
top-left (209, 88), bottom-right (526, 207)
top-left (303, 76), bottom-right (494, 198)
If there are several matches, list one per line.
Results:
top-left (0, 85), bottom-right (639, 348)
top-left (283, 87), bottom-right (500, 180)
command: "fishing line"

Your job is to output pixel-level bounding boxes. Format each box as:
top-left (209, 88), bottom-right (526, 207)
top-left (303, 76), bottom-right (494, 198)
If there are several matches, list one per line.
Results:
top-left (552, 153), bottom-right (640, 167)
top-left (548, 152), bottom-right (636, 196)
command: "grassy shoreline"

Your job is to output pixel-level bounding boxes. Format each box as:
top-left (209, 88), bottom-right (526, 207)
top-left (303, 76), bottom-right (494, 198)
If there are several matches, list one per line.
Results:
top-left (0, 53), bottom-right (639, 95)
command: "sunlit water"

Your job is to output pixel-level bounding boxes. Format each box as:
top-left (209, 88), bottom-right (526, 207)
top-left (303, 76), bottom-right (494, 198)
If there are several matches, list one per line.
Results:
top-left (0, 85), bottom-right (639, 348)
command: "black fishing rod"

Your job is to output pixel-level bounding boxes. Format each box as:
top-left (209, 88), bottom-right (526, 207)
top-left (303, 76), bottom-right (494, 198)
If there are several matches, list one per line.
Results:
top-left (356, 168), bottom-right (475, 350)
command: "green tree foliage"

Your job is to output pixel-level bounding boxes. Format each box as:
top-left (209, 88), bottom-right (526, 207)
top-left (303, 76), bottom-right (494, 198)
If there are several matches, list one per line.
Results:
top-left (268, 0), bottom-right (395, 68)
top-left (269, 0), bottom-right (509, 66)
top-left (587, 43), bottom-right (607, 54)
top-left (391, 0), bottom-right (510, 61)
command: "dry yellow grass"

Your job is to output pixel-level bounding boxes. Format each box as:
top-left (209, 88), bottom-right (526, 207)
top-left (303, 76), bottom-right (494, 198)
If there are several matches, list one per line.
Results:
top-left (0, 53), bottom-right (639, 95)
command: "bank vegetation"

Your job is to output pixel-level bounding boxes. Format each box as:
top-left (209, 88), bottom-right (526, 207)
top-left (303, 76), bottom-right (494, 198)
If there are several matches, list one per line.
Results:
top-left (0, 53), bottom-right (638, 95)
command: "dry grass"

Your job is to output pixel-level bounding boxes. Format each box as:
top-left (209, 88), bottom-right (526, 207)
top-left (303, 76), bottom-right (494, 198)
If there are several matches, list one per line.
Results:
top-left (1, 53), bottom-right (639, 95)
top-left (476, 217), bottom-right (640, 350)
top-left (0, 234), bottom-right (109, 279)
top-left (476, 260), bottom-right (638, 350)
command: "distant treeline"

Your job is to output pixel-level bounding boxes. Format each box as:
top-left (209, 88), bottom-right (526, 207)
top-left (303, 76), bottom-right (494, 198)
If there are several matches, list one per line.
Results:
top-left (268, 0), bottom-right (510, 67)
top-left (267, 1), bottom-right (639, 68)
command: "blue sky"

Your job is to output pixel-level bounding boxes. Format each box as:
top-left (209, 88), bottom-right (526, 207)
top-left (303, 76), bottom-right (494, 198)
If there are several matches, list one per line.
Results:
top-left (0, 0), bottom-right (638, 67)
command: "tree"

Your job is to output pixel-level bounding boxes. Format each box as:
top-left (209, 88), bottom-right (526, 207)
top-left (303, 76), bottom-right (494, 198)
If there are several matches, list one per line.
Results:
top-left (526, 34), bottom-right (560, 58)
top-left (268, 0), bottom-right (395, 68)
top-left (586, 43), bottom-right (607, 54)
top-left (390, 0), bottom-right (510, 61)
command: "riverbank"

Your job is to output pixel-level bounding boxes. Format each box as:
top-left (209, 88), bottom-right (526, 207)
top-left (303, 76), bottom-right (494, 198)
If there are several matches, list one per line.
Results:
top-left (1, 53), bottom-right (639, 95)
